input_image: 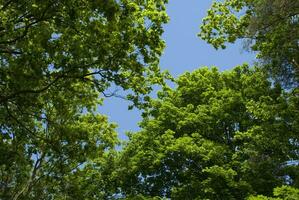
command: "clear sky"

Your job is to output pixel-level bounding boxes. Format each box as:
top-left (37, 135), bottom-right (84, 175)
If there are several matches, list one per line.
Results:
top-left (99, 0), bottom-right (256, 140)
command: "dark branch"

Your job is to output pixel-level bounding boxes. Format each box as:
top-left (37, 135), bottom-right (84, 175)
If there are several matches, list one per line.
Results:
top-left (0, 0), bottom-right (13, 11)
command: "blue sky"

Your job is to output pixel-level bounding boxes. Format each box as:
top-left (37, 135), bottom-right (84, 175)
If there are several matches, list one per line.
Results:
top-left (99, 0), bottom-right (256, 140)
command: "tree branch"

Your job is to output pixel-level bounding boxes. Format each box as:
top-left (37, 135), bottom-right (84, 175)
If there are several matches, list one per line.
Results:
top-left (12, 153), bottom-right (45, 200)
top-left (0, 0), bottom-right (13, 11)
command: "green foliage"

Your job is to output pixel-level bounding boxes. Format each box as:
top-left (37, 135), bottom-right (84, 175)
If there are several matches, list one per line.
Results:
top-left (118, 66), bottom-right (299, 199)
top-left (0, 0), bottom-right (169, 108)
top-left (199, 0), bottom-right (251, 49)
top-left (248, 186), bottom-right (299, 200)
top-left (0, 0), bottom-right (168, 199)
top-left (1, 0), bottom-right (298, 199)
top-left (200, 0), bottom-right (299, 86)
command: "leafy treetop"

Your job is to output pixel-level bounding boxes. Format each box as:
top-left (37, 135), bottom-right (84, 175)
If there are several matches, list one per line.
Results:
top-left (199, 0), bottom-right (299, 86)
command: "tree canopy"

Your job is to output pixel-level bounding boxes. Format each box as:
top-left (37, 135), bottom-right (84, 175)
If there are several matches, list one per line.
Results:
top-left (0, 0), bottom-right (168, 199)
top-left (118, 66), bottom-right (299, 199)
top-left (199, 0), bottom-right (299, 86)
top-left (1, 0), bottom-right (298, 199)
